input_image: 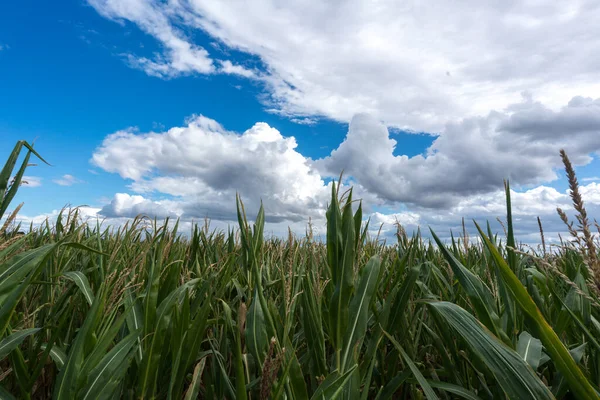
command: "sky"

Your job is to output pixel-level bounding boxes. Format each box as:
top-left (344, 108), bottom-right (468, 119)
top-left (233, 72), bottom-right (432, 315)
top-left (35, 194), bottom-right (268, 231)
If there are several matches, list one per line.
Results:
top-left (2, 0), bottom-right (600, 243)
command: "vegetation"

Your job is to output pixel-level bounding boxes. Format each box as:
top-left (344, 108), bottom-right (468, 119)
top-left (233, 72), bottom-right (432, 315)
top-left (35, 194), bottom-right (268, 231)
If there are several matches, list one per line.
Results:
top-left (0, 140), bottom-right (599, 399)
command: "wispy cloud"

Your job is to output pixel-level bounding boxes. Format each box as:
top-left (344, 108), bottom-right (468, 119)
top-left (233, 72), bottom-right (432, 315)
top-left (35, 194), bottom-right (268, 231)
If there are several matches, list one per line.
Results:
top-left (582, 176), bottom-right (600, 182)
top-left (53, 174), bottom-right (84, 186)
top-left (21, 176), bottom-right (42, 188)
top-left (218, 60), bottom-right (255, 78)
top-left (290, 117), bottom-right (318, 126)
top-left (89, 0), bottom-right (600, 132)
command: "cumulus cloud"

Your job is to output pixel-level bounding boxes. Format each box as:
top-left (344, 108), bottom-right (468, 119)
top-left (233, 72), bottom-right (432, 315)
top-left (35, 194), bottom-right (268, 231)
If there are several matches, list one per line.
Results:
top-left (89, 0), bottom-right (600, 131)
top-left (53, 174), bottom-right (84, 186)
top-left (369, 184), bottom-right (600, 245)
top-left (92, 115), bottom-right (351, 223)
top-left (316, 96), bottom-right (600, 207)
top-left (100, 193), bottom-right (182, 219)
top-left (41, 182), bottom-right (598, 244)
top-left (79, 0), bottom-right (600, 241)
top-left (88, 107), bottom-right (600, 242)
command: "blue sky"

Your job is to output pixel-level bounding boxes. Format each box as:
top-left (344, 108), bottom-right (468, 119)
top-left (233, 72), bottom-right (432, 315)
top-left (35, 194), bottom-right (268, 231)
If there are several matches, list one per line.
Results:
top-left (0, 0), bottom-right (433, 214)
top-left (2, 0), bottom-right (600, 241)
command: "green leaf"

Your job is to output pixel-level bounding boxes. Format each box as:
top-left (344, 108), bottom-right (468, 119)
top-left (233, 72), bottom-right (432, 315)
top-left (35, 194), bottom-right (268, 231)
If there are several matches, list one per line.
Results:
top-left (63, 271), bottom-right (94, 306)
top-left (183, 358), bottom-right (206, 400)
top-left (425, 381), bottom-right (483, 400)
top-left (517, 331), bottom-right (543, 371)
top-left (341, 255), bottom-right (381, 372)
top-left (329, 188), bottom-right (356, 369)
top-left (387, 264), bottom-right (419, 335)
top-left (310, 365), bottom-right (358, 400)
top-left (220, 300), bottom-right (247, 400)
top-left (0, 141), bottom-right (48, 220)
top-left (430, 229), bottom-right (503, 341)
top-left (552, 343), bottom-right (588, 398)
top-left (41, 344), bottom-right (67, 370)
top-left (550, 286), bottom-right (600, 354)
top-left (429, 301), bottom-right (554, 400)
top-left (0, 384), bottom-right (16, 400)
top-left (78, 312), bottom-right (130, 384)
top-left (54, 284), bottom-right (107, 400)
top-left (476, 222), bottom-right (600, 400)
top-left (124, 289), bottom-right (143, 364)
top-left (301, 275), bottom-right (327, 378)
top-left (61, 242), bottom-right (109, 256)
top-left (171, 282), bottom-right (211, 399)
top-left (0, 149), bottom-right (30, 220)
top-left (137, 279), bottom-right (200, 399)
top-left (78, 330), bottom-right (140, 400)
top-left (0, 328), bottom-right (40, 360)
top-left (377, 370), bottom-right (411, 400)
top-left (246, 287), bottom-right (268, 367)
top-left (382, 330), bottom-right (439, 400)
top-left (0, 244), bottom-right (57, 334)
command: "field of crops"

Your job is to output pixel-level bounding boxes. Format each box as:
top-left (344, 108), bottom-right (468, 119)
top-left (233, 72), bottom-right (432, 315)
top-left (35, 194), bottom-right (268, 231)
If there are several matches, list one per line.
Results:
top-left (1, 141), bottom-right (599, 399)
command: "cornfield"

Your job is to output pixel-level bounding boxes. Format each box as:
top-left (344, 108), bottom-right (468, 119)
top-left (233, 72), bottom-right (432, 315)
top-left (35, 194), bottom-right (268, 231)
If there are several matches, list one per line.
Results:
top-left (1, 140), bottom-right (599, 399)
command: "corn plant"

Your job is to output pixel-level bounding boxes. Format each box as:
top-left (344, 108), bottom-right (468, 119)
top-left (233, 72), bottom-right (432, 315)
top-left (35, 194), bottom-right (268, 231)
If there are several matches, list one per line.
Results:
top-left (1, 140), bottom-right (48, 223)
top-left (0, 142), bottom-right (599, 399)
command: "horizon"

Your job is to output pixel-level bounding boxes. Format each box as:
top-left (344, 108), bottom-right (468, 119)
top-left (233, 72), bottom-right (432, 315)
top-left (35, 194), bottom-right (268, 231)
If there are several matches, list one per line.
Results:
top-left (2, 0), bottom-right (600, 244)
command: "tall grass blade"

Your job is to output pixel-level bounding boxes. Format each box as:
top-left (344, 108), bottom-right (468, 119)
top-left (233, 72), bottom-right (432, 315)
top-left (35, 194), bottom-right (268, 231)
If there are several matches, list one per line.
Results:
top-left (428, 301), bottom-right (554, 400)
top-left (63, 271), bottom-right (95, 306)
top-left (382, 330), bottom-right (440, 400)
top-left (341, 255), bottom-right (381, 371)
top-left (310, 365), bottom-right (358, 400)
top-left (0, 328), bottom-right (40, 360)
top-left (476, 222), bottom-right (600, 400)
top-left (79, 330), bottom-right (140, 400)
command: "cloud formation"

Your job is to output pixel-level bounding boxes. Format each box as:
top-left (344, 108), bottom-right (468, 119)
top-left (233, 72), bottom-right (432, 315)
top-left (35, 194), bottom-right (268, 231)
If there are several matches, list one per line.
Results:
top-left (21, 176), bottom-right (42, 188)
top-left (53, 174), bottom-right (83, 186)
top-left (89, 104), bottom-right (600, 241)
top-left (92, 115), bottom-right (345, 223)
top-left (316, 96), bottom-right (600, 207)
top-left (84, 0), bottom-right (600, 241)
top-left (89, 0), bottom-right (600, 131)
top-left (88, 0), bottom-right (215, 77)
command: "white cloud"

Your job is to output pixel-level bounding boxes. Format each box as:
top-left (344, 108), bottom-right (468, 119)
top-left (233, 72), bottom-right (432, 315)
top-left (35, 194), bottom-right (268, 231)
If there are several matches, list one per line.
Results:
top-left (218, 60), bottom-right (255, 78)
top-left (88, 0), bottom-right (215, 77)
top-left (88, 110), bottom-right (600, 242)
top-left (89, 0), bottom-right (600, 131)
top-left (22, 181), bottom-right (595, 244)
top-left (20, 176), bottom-right (42, 188)
top-left (315, 97), bottom-right (600, 208)
top-left (91, 115), bottom-right (353, 223)
top-left (16, 206), bottom-right (103, 226)
top-left (367, 184), bottom-right (600, 244)
top-left (84, 1), bottom-right (600, 240)
top-left (290, 117), bottom-right (318, 126)
top-left (53, 174), bottom-right (84, 186)
top-left (100, 193), bottom-right (183, 219)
